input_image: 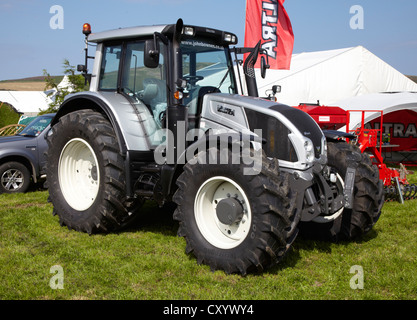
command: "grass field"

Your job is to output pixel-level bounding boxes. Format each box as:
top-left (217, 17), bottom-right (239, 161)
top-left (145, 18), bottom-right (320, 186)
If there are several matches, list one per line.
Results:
top-left (0, 183), bottom-right (416, 301)
top-left (0, 76), bottom-right (63, 91)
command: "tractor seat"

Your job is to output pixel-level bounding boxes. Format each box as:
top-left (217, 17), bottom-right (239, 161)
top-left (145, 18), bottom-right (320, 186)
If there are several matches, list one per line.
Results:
top-left (141, 83), bottom-right (158, 105)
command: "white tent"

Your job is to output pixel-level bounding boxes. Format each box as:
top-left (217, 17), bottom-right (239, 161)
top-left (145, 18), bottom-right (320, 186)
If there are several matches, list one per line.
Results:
top-left (57, 75), bottom-right (75, 92)
top-left (0, 91), bottom-right (52, 116)
top-left (255, 46), bottom-right (417, 106)
top-left (43, 75), bottom-right (76, 103)
top-left (334, 92), bottom-right (417, 159)
top-left (335, 92), bottom-right (417, 131)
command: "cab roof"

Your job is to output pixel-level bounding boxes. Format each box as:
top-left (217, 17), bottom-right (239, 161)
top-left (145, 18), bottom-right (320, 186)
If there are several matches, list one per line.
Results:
top-left (88, 24), bottom-right (168, 43)
top-left (87, 22), bottom-right (238, 45)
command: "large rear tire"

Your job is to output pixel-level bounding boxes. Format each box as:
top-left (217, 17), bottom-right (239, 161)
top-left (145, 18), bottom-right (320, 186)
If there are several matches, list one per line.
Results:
top-left (173, 147), bottom-right (299, 275)
top-left (299, 142), bottom-right (384, 241)
top-left (46, 109), bottom-right (139, 234)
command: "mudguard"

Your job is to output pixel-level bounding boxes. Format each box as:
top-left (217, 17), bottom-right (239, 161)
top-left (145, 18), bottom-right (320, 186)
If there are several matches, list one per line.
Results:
top-left (323, 129), bottom-right (356, 142)
top-left (51, 91), bottom-right (159, 154)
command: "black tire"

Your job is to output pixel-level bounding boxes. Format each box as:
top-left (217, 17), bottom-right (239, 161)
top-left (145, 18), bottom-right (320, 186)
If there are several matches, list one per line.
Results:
top-left (173, 147), bottom-right (299, 275)
top-left (46, 109), bottom-right (139, 234)
top-left (299, 142), bottom-right (384, 241)
top-left (0, 161), bottom-right (31, 194)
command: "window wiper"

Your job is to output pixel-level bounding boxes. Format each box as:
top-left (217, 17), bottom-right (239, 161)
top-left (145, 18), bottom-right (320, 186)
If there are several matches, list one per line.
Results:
top-left (217, 65), bottom-right (232, 90)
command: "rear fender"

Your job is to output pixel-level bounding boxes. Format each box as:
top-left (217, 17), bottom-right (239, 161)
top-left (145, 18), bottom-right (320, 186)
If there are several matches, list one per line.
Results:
top-left (51, 93), bottom-right (128, 154)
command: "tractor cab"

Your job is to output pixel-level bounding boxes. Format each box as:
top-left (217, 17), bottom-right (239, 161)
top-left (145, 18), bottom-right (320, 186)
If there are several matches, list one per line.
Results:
top-left (78, 20), bottom-right (240, 133)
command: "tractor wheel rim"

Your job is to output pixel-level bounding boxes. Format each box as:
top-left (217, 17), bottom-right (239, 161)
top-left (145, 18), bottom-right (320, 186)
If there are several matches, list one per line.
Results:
top-left (194, 176), bottom-right (251, 249)
top-left (1, 169), bottom-right (24, 191)
top-left (58, 138), bottom-right (100, 211)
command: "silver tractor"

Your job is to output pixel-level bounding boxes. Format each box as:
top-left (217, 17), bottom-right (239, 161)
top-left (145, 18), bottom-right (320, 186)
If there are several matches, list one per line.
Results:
top-left (46, 19), bottom-right (384, 275)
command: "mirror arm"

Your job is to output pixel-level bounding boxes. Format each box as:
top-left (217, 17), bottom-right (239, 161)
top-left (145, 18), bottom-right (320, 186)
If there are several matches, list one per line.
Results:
top-left (154, 32), bottom-right (168, 45)
top-left (150, 32), bottom-right (169, 57)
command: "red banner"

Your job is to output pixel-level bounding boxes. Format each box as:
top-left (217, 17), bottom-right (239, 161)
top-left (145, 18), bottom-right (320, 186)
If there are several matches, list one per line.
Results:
top-left (244, 0), bottom-right (294, 70)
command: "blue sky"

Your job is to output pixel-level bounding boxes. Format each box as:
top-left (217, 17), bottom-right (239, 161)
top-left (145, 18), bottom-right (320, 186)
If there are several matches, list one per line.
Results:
top-left (0, 0), bottom-right (416, 81)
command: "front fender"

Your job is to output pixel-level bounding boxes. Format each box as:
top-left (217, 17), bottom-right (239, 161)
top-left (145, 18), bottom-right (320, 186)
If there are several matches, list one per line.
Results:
top-left (159, 131), bottom-right (264, 200)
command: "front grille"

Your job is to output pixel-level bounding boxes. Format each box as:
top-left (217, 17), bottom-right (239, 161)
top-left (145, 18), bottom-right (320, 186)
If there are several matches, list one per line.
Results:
top-left (244, 108), bottom-right (298, 162)
top-left (270, 105), bottom-right (323, 158)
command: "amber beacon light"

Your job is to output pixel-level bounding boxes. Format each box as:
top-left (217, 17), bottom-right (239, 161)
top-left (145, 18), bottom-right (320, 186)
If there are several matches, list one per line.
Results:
top-left (82, 23), bottom-right (91, 36)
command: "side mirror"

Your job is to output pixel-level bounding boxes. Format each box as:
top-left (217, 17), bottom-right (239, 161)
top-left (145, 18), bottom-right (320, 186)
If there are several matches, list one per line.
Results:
top-left (260, 56), bottom-right (270, 79)
top-left (77, 64), bottom-right (87, 72)
top-left (144, 39), bottom-right (160, 68)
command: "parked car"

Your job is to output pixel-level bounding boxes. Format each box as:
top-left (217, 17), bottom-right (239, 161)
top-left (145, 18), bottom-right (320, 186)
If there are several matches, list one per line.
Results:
top-left (0, 113), bottom-right (55, 193)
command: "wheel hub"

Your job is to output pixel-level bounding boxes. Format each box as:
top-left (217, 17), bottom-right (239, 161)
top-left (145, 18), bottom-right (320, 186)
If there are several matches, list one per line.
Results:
top-left (90, 165), bottom-right (98, 181)
top-left (1, 169), bottom-right (23, 191)
top-left (216, 197), bottom-right (244, 225)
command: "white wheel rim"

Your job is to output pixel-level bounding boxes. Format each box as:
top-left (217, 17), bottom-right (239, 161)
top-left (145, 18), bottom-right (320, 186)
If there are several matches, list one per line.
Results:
top-left (194, 176), bottom-right (252, 249)
top-left (58, 138), bottom-right (100, 211)
top-left (313, 172), bottom-right (345, 223)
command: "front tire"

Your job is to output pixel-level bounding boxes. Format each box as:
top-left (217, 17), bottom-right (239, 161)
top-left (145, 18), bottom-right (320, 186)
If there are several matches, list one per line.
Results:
top-left (46, 109), bottom-right (137, 234)
top-left (173, 147), bottom-right (299, 275)
top-left (299, 142), bottom-right (384, 241)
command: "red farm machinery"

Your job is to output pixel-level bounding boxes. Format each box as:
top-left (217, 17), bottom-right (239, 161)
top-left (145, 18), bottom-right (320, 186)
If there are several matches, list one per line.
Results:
top-left (293, 103), bottom-right (416, 203)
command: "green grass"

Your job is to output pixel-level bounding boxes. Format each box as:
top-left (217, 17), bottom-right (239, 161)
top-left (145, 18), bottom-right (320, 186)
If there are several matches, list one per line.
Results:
top-left (0, 189), bottom-right (416, 300)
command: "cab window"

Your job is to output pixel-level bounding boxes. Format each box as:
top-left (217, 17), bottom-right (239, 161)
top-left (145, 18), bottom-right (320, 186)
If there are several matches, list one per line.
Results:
top-left (122, 40), bottom-right (168, 127)
top-left (98, 44), bottom-right (122, 90)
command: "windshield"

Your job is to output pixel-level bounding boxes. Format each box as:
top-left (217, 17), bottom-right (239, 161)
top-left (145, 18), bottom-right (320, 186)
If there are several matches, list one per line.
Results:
top-left (180, 38), bottom-right (237, 113)
top-left (19, 116), bottom-right (52, 137)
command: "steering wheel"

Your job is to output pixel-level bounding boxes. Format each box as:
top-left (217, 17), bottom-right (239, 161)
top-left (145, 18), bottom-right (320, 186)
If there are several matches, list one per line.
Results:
top-left (183, 75), bottom-right (204, 86)
top-left (159, 110), bottom-right (166, 123)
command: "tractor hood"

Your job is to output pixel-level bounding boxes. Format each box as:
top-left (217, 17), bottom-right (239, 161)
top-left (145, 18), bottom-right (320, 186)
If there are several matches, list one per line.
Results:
top-left (200, 93), bottom-right (326, 170)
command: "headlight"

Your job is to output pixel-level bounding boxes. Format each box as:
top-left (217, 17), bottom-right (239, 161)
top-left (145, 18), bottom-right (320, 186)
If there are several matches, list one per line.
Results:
top-left (304, 139), bottom-right (314, 163)
top-left (183, 26), bottom-right (194, 36)
top-left (224, 33), bottom-right (237, 44)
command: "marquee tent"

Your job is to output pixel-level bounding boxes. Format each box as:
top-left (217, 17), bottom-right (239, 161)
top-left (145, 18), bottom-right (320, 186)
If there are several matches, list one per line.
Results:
top-left (335, 92), bottom-right (417, 154)
top-left (254, 46), bottom-right (417, 106)
top-left (0, 76), bottom-right (73, 116)
top-left (57, 75), bottom-right (75, 92)
top-left (0, 91), bottom-right (52, 116)
top-left (335, 92), bottom-right (417, 127)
